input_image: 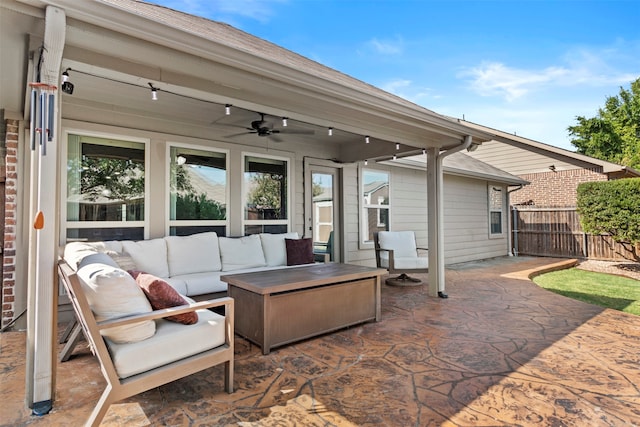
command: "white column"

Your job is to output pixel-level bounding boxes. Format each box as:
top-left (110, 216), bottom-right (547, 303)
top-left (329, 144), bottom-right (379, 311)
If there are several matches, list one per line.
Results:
top-left (426, 147), bottom-right (440, 297)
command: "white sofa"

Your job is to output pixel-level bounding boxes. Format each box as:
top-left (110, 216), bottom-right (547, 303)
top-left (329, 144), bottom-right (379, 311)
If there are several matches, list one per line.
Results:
top-left (63, 231), bottom-right (309, 298)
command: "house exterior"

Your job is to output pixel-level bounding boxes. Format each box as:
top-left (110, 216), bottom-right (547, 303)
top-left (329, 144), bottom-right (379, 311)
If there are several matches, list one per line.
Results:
top-left (1, 0), bottom-right (526, 411)
top-left (461, 120), bottom-right (640, 207)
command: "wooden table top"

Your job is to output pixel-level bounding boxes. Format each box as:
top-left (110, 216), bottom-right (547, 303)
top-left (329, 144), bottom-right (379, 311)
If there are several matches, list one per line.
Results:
top-left (220, 263), bottom-right (387, 295)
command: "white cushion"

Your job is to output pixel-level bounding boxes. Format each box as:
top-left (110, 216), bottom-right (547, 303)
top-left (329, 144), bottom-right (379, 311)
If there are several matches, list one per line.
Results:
top-left (122, 238), bottom-right (169, 278)
top-left (218, 235), bottom-right (266, 271)
top-left (259, 232), bottom-right (299, 266)
top-left (76, 263), bottom-right (155, 344)
top-left (64, 241), bottom-right (124, 270)
top-left (165, 232), bottom-right (221, 276)
top-left (378, 231), bottom-right (418, 258)
top-left (106, 308), bottom-right (226, 379)
top-left (380, 256), bottom-right (428, 269)
top-left (167, 272), bottom-right (227, 296)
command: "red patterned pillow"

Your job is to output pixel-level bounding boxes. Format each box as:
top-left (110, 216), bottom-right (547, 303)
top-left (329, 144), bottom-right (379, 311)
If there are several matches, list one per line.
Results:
top-left (285, 238), bottom-right (315, 266)
top-left (129, 271), bottom-right (198, 325)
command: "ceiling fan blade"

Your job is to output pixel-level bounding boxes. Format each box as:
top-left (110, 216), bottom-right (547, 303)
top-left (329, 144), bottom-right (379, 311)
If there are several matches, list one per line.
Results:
top-left (224, 131), bottom-right (255, 138)
top-left (269, 134), bottom-right (284, 143)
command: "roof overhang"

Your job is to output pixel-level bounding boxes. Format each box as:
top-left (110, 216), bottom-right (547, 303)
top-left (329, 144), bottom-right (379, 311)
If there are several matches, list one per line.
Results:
top-left (12, 0), bottom-right (495, 162)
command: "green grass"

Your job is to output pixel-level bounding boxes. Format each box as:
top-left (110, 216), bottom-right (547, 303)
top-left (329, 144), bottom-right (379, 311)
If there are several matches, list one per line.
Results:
top-left (533, 268), bottom-right (640, 316)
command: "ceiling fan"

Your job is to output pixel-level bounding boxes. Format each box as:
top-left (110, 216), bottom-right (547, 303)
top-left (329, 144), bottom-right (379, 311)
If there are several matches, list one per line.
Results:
top-left (225, 112), bottom-right (314, 141)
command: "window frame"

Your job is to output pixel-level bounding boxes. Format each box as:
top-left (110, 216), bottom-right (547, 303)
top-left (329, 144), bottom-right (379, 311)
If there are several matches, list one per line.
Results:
top-left (488, 184), bottom-right (504, 238)
top-left (241, 151), bottom-right (291, 234)
top-left (61, 129), bottom-right (150, 243)
top-left (359, 166), bottom-right (391, 248)
top-left (166, 143), bottom-right (230, 237)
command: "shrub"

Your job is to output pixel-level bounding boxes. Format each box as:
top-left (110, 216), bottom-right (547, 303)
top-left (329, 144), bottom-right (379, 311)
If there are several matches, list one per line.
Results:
top-left (577, 178), bottom-right (640, 248)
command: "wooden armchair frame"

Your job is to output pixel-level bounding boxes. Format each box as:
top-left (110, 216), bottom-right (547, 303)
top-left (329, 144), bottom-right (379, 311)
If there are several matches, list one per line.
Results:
top-left (57, 260), bottom-right (234, 427)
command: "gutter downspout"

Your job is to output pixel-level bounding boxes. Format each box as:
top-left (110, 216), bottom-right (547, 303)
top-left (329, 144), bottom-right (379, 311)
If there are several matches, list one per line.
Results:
top-left (427, 135), bottom-right (472, 299)
top-left (507, 185), bottom-right (524, 256)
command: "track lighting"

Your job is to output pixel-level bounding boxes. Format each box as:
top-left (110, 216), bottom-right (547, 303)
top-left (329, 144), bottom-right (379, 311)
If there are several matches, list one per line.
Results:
top-left (393, 154), bottom-right (397, 160)
top-left (148, 83), bottom-right (158, 100)
top-left (396, 143), bottom-right (400, 150)
top-left (328, 127), bottom-right (333, 136)
top-left (225, 104), bottom-right (231, 115)
top-left (422, 149), bottom-right (426, 155)
top-left (364, 159), bottom-right (368, 165)
top-left (62, 69), bottom-right (69, 82)
top-left (365, 136), bottom-right (370, 144)
top-left (282, 117), bottom-right (288, 127)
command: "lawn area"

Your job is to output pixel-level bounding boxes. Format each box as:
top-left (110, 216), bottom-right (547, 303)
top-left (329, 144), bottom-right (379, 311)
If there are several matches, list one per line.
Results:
top-left (533, 268), bottom-right (640, 316)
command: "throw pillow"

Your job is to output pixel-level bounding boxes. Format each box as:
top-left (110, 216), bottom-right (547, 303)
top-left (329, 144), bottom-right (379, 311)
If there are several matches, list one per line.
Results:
top-left (285, 238), bottom-right (315, 266)
top-left (129, 271), bottom-right (198, 325)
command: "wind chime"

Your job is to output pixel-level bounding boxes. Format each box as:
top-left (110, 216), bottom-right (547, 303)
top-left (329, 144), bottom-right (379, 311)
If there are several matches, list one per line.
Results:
top-left (28, 81), bottom-right (56, 230)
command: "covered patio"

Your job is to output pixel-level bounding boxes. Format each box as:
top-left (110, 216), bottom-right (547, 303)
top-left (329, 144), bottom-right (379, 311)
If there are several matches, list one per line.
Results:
top-left (2, 256), bottom-right (639, 426)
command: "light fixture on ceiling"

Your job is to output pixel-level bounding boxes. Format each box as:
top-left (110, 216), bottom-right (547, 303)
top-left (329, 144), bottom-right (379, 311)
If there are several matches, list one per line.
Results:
top-left (422, 149), bottom-right (426, 155)
top-left (282, 117), bottom-right (288, 127)
top-left (365, 135), bottom-right (370, 144)
top-left (225, 104), bottom-right (232, 115)
top-left (393, 154), bottom-right (397, 160)
top-left (148, 83), bottom-right (158, 101)
top-left (364, 159), bottom-right (368, 165)
top-left (395, 143), bottom-right (400, 150)
top-left (328, 127), bottom-right (333, 136)
top-left (61, 68), bottom-right (74, 94)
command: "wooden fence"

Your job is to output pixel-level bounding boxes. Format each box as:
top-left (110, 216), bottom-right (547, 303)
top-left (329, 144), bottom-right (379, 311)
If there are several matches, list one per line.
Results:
top-left (512, 207), bottom-right (638, 261)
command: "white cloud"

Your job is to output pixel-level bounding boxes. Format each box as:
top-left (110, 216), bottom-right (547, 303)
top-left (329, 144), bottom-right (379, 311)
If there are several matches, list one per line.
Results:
top-left (367, 37), bottom-right (404, 55)
top-left (380, 79), bottom-right (435, 103)
top-left (460, 45), bottom-right (639, 102)
top-left (459, 62), bottom-right (569, 101)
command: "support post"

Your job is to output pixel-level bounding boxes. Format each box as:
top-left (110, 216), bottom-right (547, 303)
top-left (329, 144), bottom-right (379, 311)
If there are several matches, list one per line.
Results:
top-left (426, 147), bottom-right (440, 298)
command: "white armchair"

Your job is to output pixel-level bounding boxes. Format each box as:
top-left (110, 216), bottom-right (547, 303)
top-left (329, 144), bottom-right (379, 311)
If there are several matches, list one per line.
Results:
top-left (374, 231), bottom-right (428, 286)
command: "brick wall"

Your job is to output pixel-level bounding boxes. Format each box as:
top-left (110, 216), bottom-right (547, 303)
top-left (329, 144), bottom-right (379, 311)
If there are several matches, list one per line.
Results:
top-left (511, 168), bottom-right (608, 207)
top-left (2, 119), bottom-right (18, 329)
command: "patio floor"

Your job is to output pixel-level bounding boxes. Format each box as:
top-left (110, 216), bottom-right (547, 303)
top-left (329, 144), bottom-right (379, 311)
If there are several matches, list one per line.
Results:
top-left (2, 256), bottom-right (640, 426)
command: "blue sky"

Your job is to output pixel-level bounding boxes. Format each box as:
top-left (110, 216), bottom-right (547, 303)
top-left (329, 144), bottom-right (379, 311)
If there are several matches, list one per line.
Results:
top-left (153, 0), bottom-right (639, 150)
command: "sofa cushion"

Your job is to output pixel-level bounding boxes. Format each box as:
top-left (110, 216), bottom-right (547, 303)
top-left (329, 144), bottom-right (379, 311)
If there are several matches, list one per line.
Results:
top-left (165, 232), bottom-right (221, 276)
top-left (64, 240), bottom-right (124, 270)
top-left (122, 239), bottom-right (169, 278)
top-left (76, 263), bottom-right (155, 343)
top-left (106, 309), bottom-right (226, 379)
top-left (285, 238), bottom-right (315, 266)
top-left (108, 252), bottom-right (137, 271)
top-left (129, 271), bottom-right (198, 325)
top-left (260, 232), bottom-right (299, 266)
top-left (78, 252), bottom-right (119, 270)
top-left (218, 235), bottom-right (266, 271)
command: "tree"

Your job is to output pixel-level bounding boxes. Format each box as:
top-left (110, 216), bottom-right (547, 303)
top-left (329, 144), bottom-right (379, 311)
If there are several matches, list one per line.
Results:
top-left (577, 179), bottom-right (640, 259)
top-left (247, 173), bottom-right (285, 219)
top-left (568, 78), bottom-right (640, 169)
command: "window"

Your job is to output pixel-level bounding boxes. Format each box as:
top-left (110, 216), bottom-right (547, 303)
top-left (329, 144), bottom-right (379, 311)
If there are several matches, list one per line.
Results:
top-left (243, 154), bottom-right (289, 235)
top-left (489, 185), bottom-right (503, 235)
top-left (169, 146), bottom-right (227, 236)
top-left (361, 169), bottom-right (390, 243)
top-left (66, 133), bottom-right (146, 241)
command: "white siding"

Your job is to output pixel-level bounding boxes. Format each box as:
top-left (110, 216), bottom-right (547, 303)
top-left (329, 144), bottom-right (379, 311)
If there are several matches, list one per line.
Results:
top-left (343, 165), bottom-right (509, 267)
top-left (467, 140), bottom-right (599, 175)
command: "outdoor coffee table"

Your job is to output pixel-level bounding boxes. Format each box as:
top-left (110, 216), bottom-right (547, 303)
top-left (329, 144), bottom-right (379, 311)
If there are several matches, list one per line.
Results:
top-left (221, 263), bottom-right (386, 354)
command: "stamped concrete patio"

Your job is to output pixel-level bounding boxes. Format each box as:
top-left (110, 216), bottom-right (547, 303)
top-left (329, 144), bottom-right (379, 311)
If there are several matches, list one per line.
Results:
top-left (2, 256), bottom-right (640, 426)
